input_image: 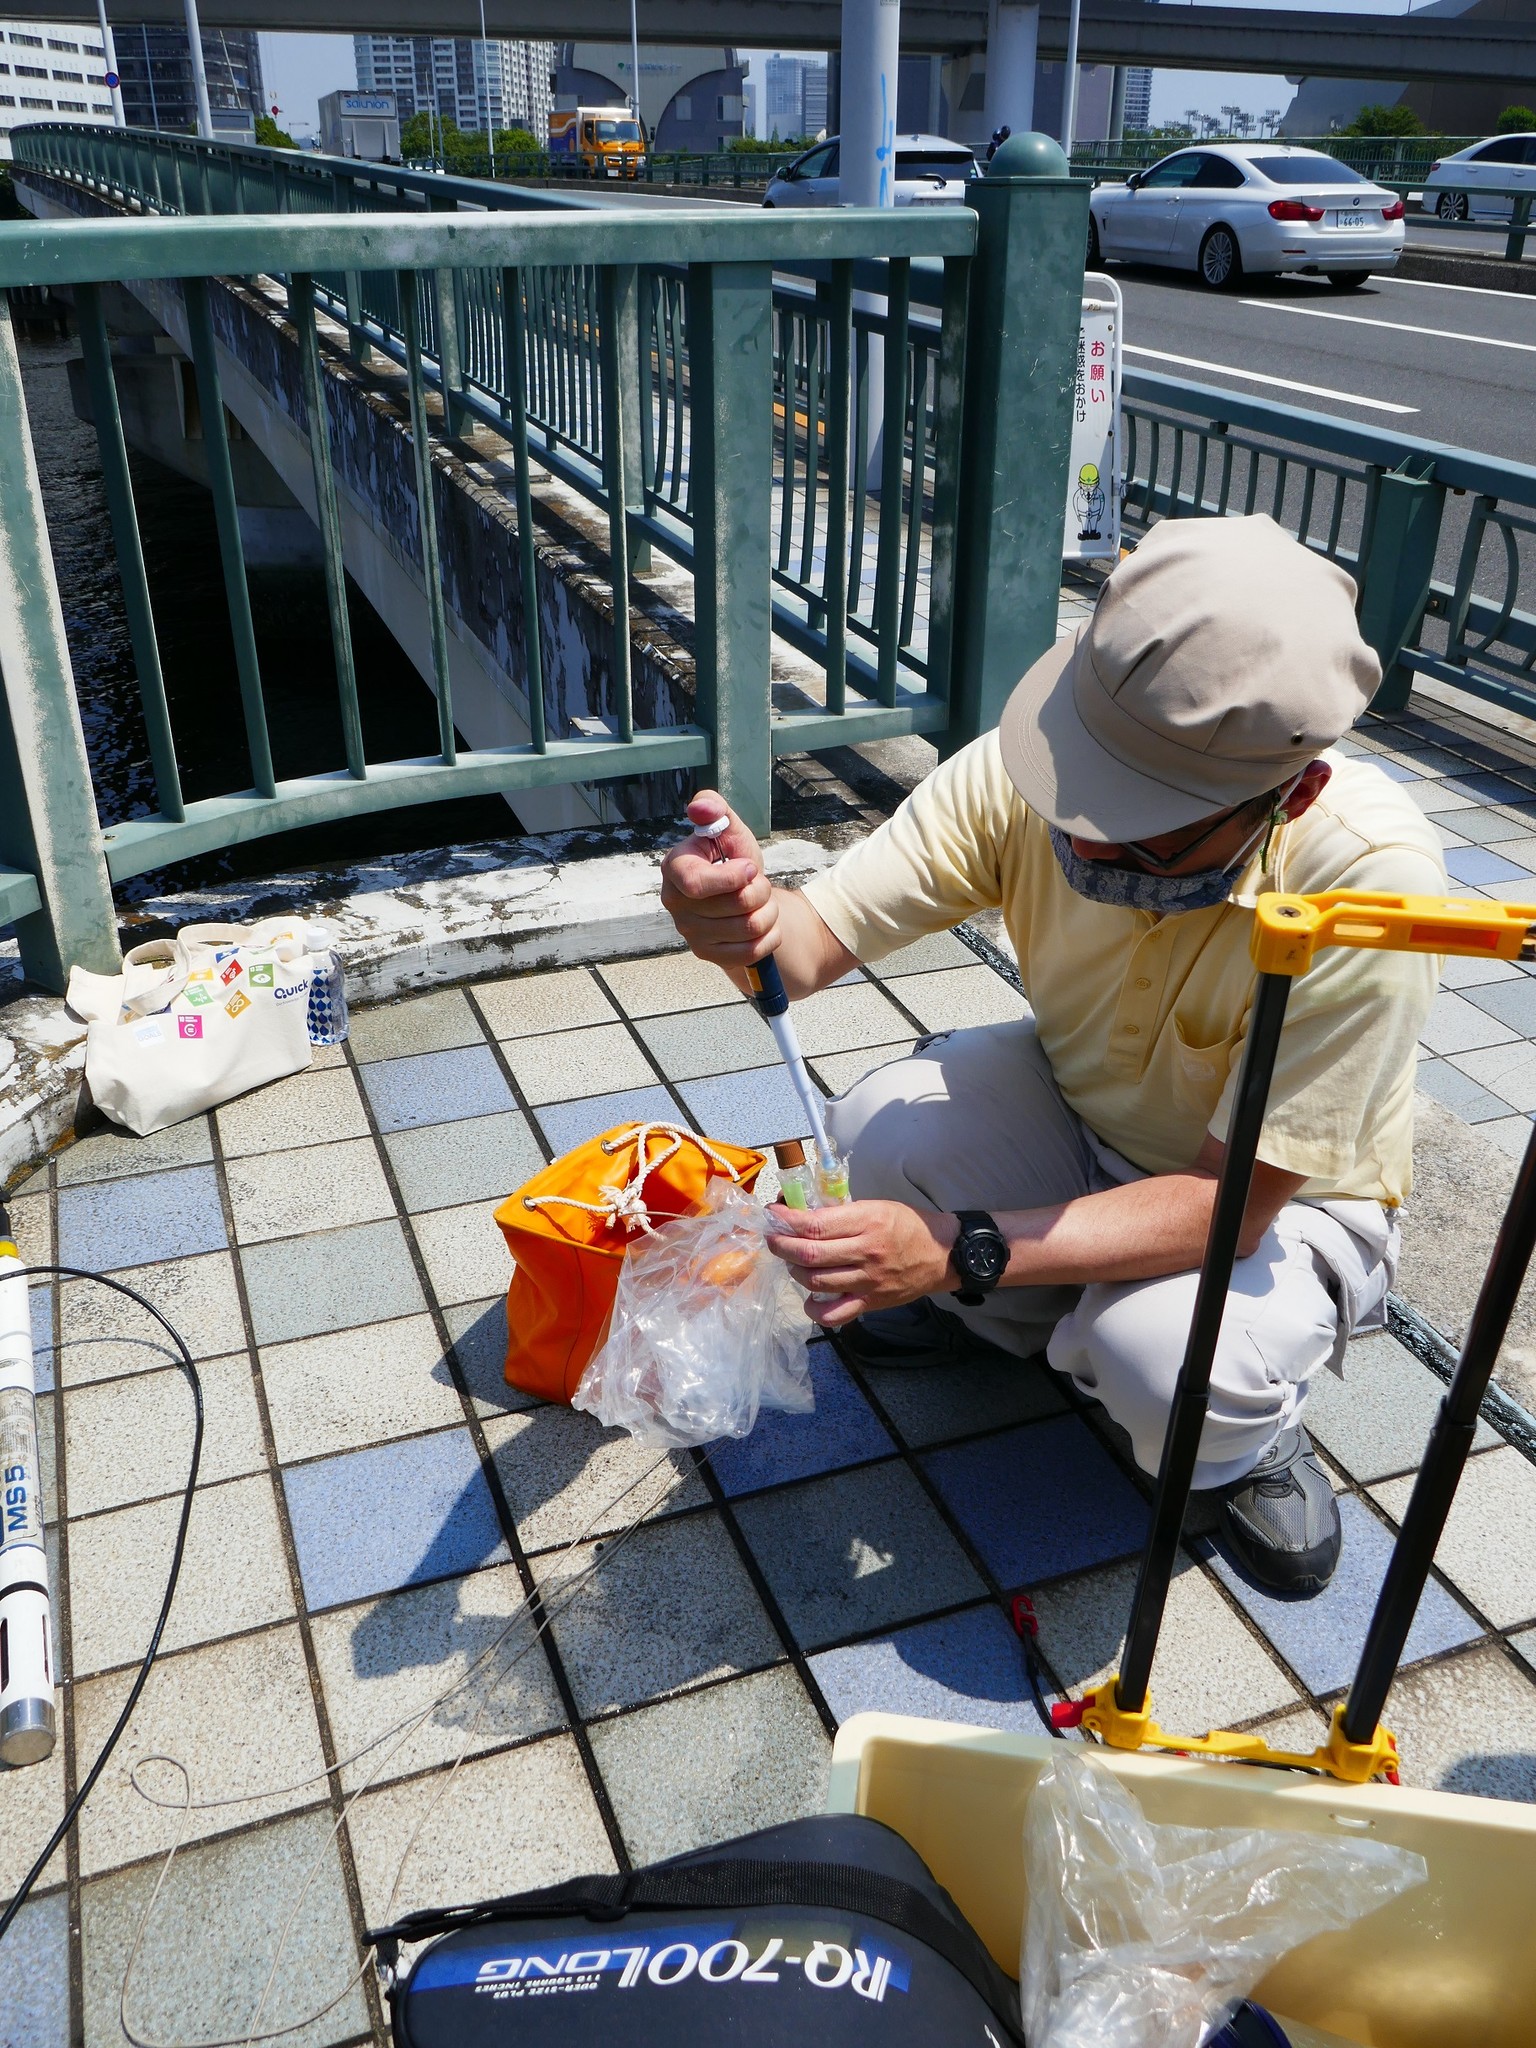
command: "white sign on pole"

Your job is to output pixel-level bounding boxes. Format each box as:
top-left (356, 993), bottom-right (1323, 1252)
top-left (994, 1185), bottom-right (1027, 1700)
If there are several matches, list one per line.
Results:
top-left (1064, 272), bottom-right (1123, 563)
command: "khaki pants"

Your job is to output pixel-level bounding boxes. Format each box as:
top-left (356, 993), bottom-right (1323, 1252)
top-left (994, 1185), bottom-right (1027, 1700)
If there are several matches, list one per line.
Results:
top-left (824, 1021), bottom-right (1396, 1490)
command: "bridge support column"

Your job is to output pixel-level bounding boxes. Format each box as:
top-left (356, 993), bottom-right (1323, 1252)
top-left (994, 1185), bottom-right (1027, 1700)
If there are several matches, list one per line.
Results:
top-left (183, 0), bottom-right (214, 142)
top-left (983, 0), bottom-right (1038, 140)
top-left (840, 0), bottom-right (899, 209)
top-left (1109, 64), bottom-right (1127, 144)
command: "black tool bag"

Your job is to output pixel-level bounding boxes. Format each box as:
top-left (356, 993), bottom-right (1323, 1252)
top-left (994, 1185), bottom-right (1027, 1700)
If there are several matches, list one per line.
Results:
top-left (376, 1813), bottom-right (1024, 2046)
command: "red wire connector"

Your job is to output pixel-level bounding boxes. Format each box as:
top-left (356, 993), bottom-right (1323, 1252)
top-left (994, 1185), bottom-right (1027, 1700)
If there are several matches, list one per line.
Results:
top-left (1010, 1594), bottom-right (1038, 1640)
top-left (1050, 1698), bottom-right (1087, 1730)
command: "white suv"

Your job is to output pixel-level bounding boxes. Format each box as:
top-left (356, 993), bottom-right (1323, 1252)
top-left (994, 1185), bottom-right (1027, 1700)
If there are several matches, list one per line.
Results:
top-left (763, 133), bottom-right (979, 208)
top-left (1423, 134), bottom-right (1536, 221)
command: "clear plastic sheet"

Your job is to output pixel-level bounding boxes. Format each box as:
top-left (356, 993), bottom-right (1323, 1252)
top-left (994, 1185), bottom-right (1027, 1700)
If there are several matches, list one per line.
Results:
top-left (571, 1179), bottom-right (814, 1447)
top-left (1021, 1751), bottom-right (1427, 2048)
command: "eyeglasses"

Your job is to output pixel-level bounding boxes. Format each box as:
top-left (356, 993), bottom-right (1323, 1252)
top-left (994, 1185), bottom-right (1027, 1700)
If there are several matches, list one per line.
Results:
top-left (1118, 774), bottom-right (1304, 878)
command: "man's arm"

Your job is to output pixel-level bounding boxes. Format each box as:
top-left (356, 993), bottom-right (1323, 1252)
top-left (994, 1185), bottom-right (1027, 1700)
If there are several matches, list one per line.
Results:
top-left (768, 1133), bottom-right (1310, 1328)
top-left (659, 791), bottom-right (856, 999)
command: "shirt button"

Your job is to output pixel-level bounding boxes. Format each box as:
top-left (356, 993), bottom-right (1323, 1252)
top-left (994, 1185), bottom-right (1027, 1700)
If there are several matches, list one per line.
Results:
top-left (1134, 977), bottom-right (1151, 991)
top-left (1123, 1024), bottom-right (1141, 1037)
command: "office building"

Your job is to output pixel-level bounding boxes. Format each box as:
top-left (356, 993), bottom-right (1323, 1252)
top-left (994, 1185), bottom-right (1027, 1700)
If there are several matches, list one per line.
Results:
top-left (763, 52), bottom-right (804, 139)
top-left (553, 43), bottom-right (744, 153)
top-left (1122, 65), bottom-right (1152, 132)
top-left (115, 22), bottom-right (261, 137)
top-left (799, 60), bottom-right (827, 138)
top-left (354, 34), bottom-right (553, 138)
top-left (0, 15), bottom-right (113, 156)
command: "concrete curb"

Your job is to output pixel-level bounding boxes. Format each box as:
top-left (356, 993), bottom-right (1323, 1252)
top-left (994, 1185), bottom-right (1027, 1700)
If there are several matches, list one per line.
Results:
top-left (1396, 247), bottom-right (1536, 294)
top-left (0, 822), bottom-right (843, 1192)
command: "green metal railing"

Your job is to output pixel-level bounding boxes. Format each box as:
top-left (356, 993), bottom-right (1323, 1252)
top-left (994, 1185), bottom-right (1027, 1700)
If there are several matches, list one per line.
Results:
top-left (0, 123), bottom-right (1089, 991)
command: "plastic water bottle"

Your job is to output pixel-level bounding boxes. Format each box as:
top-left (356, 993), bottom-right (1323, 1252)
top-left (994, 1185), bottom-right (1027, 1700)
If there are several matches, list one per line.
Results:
top-left (303, 921), bottom-right (349, 1045)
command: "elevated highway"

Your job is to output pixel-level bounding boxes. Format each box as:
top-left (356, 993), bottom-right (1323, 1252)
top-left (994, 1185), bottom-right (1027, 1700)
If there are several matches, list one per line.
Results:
top-left (14, 0), bottom-right (1536, 80)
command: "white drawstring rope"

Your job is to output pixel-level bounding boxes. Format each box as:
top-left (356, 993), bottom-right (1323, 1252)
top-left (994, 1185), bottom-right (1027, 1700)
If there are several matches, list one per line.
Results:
top-left (522, 1120), bottom-right (746, 1236)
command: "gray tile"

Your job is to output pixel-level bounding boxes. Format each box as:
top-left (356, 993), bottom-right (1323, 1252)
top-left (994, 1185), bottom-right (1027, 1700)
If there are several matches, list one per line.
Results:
top-left (1461, 977), bottom-right (1536, 1035)
top-left (346, 987), bottom-right (487, 1061)
top-left (732, 1460), bottom-right (985, 1652)
top-left (1373, 1446), bottom-right (1536, 1628)
top-left (1381, 1642), bottom-right (1536, 1801)
top-left (1306, 1331), bottom-right (1496, 1484)
top-left (224, 1134), bottom-right (395, 1245)
top-left (309, 1563), bottom-right (566, 1791)
top-left (58, 1251), bottom-right (249, 1387)
top-left (587, 1665), bottom-right (830, 1866)
top-left (1511, 1625), bottom-right (1536, 1675)
top-left (73, 1626), bottom-right (327, 1875)
top-left (63, 1354), bottom-right (266, 1516)
top-left (411, 1201), bottom-right (515, 1308)
top-left (1449, 1041), bottom-right (1536, 1112)
top-left (874, 931), bottom-right (977, 975)
top-left (216, 1064), bottom-right (371, 1158)
top-left (676, 1065), bottom-right (817, 1150)
top-left (1031, 1555), bottom-right (1299, 1733)
top-left (384, 1108), bottom-right (544, 1213)
top-left (1400, 780), bottom-right (1477, 815)
top-left (600, 951), bottom-right (746, 1019)
top-left (1438, 807), bottom-right (1536, 846)
top-left (472, 966), bottom-right (618, 1040)
top-left (881, 965), bottom-right (1032, 1035)
top-left (442, 1296), bottom-right (539, 1416)
top-left (7, 1190), bottom-right (52, 1265)
top-left (785, 983), bottom-right (918, 1058)
top-left (1483, 1114), bottom-right (1536, 1162)
top-left (67, 1473), bottom-right (295, 1676)
top-left (500, 1022), bottom-right (658, 1107)
top-left (345, 1734), bottom-right (615, 1927)
top-left (810, 1040), bottom-right (921, 1099)
top-left (259, 1313), bottom-right (465, 1463)
top-left (1418, 990), bottom-right (1518, 1057)
top-left (534, 1511), bottom-right (783, 1715)
top-left (634, 1003), bottom-right (778, 1081)
top-left (1415, 1060), bottom-right (1521, 1124)
top-left (0, 1891), bottom-right (68, 2048)
top-left (858, 1350), bottom-right (1068, 1449)
top-left (483, 1405), bottom-right (707, 1553)
top-left (0, 1735), bottom-right (68, 1905)
top-left (56, 1115), bottom-right (213, 1186)
top-left (239, 1216), bottom-right (426, 1346)
top-left (80, 1807), bottom-right (370, 2048)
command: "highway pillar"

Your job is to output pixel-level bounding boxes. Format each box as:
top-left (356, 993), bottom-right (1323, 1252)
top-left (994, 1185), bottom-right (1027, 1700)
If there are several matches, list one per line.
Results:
top-left (840, 0), bottom-right (899, 209)
top-left (183, 0), bottom-right (214, 141)
top-left (1109, 65), bottom-right (1127, 144)
top-left (947, 132), bottom-right (1088, 754)
top-left (983, 0), bottom-right (1038, 140)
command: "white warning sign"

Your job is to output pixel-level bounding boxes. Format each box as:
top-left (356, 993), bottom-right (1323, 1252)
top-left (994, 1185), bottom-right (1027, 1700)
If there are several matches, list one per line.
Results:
top-left (1064, 277), bottom-right (1122, 563)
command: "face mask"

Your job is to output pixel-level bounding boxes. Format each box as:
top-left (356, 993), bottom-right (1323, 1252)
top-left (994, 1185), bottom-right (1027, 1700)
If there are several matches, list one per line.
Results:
top-left (1047, 825), bottom-right (1243, 915)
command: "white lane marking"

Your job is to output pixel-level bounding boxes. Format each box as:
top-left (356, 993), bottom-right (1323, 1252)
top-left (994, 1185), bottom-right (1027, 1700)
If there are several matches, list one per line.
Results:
top-left (1239, 297), bottom-right (1536, 354)
top-left (1122, 343), bottom-right (1419, 413)
top-left (1383, 274), bottom-right (1536, 304)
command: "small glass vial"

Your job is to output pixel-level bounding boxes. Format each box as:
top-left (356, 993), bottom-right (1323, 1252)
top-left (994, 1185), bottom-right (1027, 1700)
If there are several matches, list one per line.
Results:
top-left (773, 1139), bottom-right (816, 1210)
top-left (816, 1146), bottom-right (851, 1205)
top-left (303, 920), bottom-right (349, 1046)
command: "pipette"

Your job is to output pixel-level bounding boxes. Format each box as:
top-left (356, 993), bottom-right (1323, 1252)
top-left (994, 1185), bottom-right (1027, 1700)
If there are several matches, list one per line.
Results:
top-left (692, 816), bottom-right (839, 1175)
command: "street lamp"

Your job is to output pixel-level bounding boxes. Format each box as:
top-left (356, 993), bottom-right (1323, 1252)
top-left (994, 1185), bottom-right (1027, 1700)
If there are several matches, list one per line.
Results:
top-left (628, 0), bottom-right (642, 137)
top-left (1059, 0), bottom-right (1082, 153)
top-left (478, 0), bottom-right (495, 178)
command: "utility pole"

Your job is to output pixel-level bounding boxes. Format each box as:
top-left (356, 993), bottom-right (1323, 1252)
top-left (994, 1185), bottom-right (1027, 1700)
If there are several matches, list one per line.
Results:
top-left (477, 0), bottom-right (495, 177)
top-left (1059, 0), bottom-right (1082, 154)
top-left (95, 0), bottom-right (124, 125)
top-left (629, 0), bottom-right (642, 135)
top-left (183, 0), bottom-right (213, 139)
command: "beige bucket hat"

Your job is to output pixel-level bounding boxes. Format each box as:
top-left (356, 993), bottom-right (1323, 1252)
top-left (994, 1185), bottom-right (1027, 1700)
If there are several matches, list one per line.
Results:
top-left (998, 515), bottom-right (1380, 840)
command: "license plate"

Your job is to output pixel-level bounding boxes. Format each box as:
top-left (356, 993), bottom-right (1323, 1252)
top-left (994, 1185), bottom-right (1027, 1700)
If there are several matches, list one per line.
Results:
top-left (1330, 209), bottom-right (1370, 230)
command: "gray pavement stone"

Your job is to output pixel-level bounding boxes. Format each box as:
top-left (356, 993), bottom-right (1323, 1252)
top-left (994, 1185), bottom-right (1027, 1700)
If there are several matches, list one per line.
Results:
top-left (1306, 1331), bottom-right (1497, 1484)
top-left (1381, 1642), bottom-right (1536, 1801)
top-left (1374, 1446), bottom-right (1536, 1630)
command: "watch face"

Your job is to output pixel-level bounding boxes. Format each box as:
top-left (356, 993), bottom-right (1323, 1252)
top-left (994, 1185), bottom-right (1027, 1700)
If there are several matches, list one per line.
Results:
top-left (960, 1228), bottom-right (1008, 1285)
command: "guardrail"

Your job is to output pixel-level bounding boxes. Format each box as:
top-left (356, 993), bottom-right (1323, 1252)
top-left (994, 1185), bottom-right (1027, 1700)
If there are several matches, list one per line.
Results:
top-left (1071, 135), bottom-right (1484, 182)
top-left (1380, 176), bottom-right (1535, 261)
top-left (0, 122), bottom-right (1088, 992)
top-left (403, 148), bottom-right (802, 191)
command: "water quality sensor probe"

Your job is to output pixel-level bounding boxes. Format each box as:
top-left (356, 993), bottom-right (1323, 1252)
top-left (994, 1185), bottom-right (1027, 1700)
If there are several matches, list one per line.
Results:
top-left (0, 1200), bottom-right (55, 1767)
top-left (692, 815), bottom-right (838, 1173)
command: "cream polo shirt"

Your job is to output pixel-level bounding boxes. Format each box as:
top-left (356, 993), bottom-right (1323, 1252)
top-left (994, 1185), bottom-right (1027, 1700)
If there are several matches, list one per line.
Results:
top-left (800, 733), bottom-right (1446, 1205)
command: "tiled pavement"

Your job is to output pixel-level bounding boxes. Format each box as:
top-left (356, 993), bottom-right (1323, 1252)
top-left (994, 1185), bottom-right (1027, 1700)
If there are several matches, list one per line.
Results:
top-left (9, 706), bottom-right (1536, 2043)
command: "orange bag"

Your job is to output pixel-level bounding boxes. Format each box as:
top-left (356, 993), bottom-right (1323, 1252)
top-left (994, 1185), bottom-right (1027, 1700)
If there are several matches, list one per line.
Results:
top-left (493, 1120), bottom-right (765, 1404)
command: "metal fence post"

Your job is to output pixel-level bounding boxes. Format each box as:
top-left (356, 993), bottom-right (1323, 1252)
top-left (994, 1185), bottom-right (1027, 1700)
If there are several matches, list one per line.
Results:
top-left (688, 259), bottom-right (774, 836)
top-left (0, 300), bottom-right (118, 988)
top-left (945, 133), bottom-right (1089, 755)
top-left (1360, 456), bottom-right (1446, 715)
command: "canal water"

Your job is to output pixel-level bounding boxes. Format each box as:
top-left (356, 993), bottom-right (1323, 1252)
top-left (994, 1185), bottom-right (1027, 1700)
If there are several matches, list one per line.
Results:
top-left (17, 324), bottom-right (520, 902)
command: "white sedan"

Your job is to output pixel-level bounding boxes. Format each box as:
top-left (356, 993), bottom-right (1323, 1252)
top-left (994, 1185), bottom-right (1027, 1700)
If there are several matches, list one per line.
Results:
top-left (763, 133), bottom-right (979, 208)
top-left (1422, 133), bottom-right (1536, 221)
top-left (1088, 143), bottom-right (1404, 291)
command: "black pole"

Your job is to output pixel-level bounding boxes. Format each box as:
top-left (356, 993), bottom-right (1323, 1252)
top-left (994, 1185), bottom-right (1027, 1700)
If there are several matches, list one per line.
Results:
top-left (1116, 969), bottom-right (1293, 1714)
top-left (1342, 1117), bottom-right (1536, 1743)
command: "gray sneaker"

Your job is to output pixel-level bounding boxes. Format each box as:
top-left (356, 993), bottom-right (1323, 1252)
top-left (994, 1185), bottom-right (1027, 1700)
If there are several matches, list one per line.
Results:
top-left (1219, 1425), bottom-right (1341, 1597)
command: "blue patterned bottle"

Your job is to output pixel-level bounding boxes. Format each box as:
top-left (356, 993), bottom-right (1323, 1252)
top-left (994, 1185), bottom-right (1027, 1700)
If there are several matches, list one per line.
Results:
top-left (303, 922), bottom-right (349, 1045)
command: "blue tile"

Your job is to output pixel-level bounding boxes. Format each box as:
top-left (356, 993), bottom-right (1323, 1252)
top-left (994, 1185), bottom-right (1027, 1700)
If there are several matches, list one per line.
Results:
top-left (31, 1282), bottom-right (54, 1395)
top-left (676, 1065), bottom-right (815, 1150)
top-left (1198, 1494), bottom-right (1481, 1696)
top-left (533, 1084), bottom-right (680, 1157)
top-left (359, 1046), bottom-right (516, 1134)
top-left (810, 1603), bottom-right (1046, 1732)
top-left (0, 1889), bottom-right (69, 2047)
top-left (1443, 846), bottom-right (1536, 887)
top-left (1442, 772), bottom-right (1536, 805)
top-left (57, 1165), bottom-right (226, 1272)
top-left (924, 1414), bottom-right (1149, 1586)
top-left (1461, 977), bottom-right (1536, 1037)
top-left (1415, 1057), bottom-right (1520, 1125)
top-left (282, 1427), bottom-right (509, 1609)
top-left (1367, 757), bottom-right (1418, 782)
top-left (711, 1343), bottom-right (894, 1496)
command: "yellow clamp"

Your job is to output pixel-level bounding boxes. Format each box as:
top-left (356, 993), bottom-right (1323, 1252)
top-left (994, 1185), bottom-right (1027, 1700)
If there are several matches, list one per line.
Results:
top-left (1251, 889), bottom-right (1536, 977)
top-left (1072, 1680), bottom-right (1401, 1785)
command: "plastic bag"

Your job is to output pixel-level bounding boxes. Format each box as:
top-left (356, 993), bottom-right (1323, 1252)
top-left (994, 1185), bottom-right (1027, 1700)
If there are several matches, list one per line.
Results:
top-left (571, 1178), bottom-right (814, 1447)
top-left (1020, 1751), bottom-right (1427, 2048)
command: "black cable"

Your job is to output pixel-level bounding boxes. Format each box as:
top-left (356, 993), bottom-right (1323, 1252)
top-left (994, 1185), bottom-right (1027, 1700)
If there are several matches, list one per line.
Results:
top-left (1009, 1595), bottom-right (1065, 1739)
top-left (0, 1259), bottom-right (203, 1947)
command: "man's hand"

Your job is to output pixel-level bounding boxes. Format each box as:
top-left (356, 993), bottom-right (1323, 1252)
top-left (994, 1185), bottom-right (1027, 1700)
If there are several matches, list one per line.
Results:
top-left (766, 1200), bottom-right (959, 1328)
top-left (659, 792), bottom-right (778, 972)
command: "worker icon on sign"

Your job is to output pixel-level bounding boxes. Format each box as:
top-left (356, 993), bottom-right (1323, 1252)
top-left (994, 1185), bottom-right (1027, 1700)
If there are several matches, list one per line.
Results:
top-left (1073, 461), bottom-right (1106, 542)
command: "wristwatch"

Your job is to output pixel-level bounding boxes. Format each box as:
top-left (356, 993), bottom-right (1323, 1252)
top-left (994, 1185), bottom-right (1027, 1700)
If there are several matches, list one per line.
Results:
top-left (949, 1210), bottom-right (1009, 1307)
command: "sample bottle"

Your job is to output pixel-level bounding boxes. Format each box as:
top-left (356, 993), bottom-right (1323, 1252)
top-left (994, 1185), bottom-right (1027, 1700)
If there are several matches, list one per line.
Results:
top-left (816, 1147), bottom-right (851, 1205)
top-left (303, 921), bottom-right (349, 1046)
top-left (773, 1139), bottom-right (817, 1210)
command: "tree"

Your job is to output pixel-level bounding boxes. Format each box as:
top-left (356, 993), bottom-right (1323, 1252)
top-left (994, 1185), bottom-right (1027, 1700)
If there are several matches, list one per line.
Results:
top-left (255, 113), bottom-right (295, 150)
top-left (1498, 105), bottom-right (1536, 132)
top-left (1344, 102), bottom-right (1424, 137)
top-left (399, 109), bottom-right (446, 159)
